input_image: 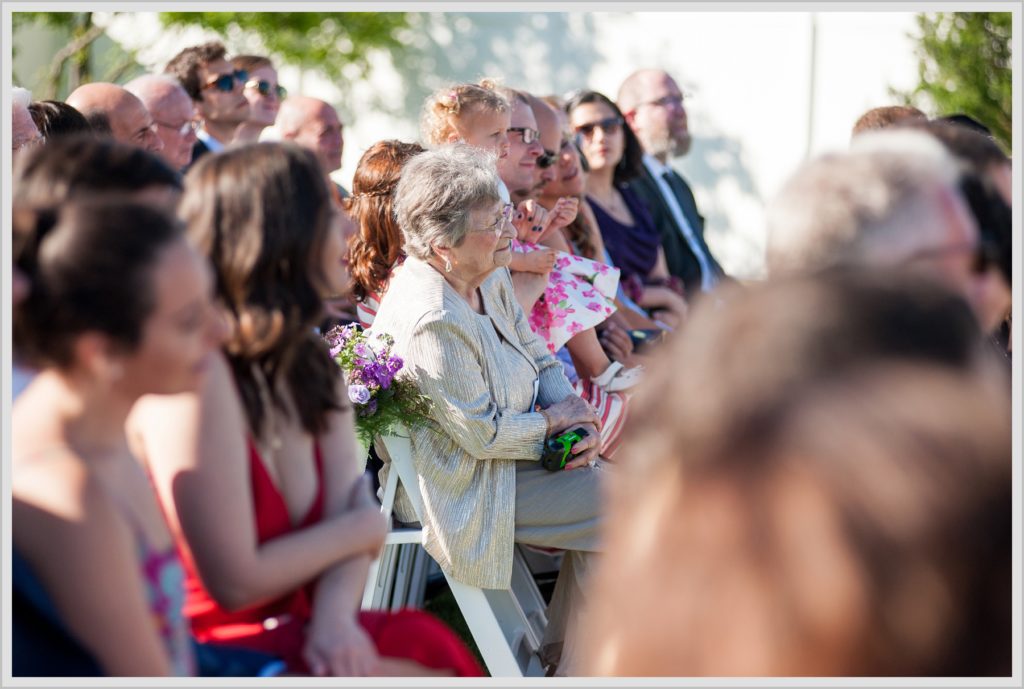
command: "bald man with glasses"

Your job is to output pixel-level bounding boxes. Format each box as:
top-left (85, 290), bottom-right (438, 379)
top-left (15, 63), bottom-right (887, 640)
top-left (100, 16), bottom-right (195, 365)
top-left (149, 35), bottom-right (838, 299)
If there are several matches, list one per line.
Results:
top-left (126, 74), bottom-right (199, 173)
top-left (618, 68), bottom-right (727, 297)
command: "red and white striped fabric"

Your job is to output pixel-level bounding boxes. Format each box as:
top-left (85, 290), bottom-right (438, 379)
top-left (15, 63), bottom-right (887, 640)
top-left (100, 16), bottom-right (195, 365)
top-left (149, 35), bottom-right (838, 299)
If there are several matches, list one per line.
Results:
top-left (572, 378), bottom-right (629, 459)
top-left (356, 290), bottom-right (381, 330)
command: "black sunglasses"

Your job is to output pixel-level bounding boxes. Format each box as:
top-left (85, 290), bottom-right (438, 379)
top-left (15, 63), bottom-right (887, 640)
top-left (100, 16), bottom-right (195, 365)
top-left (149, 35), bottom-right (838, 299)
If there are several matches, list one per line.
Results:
top-left (574, 116), bottom-right (624, 139)
top-left (537, 136), bottom-right (574, 169)
top-left (970, 239), bottom-right (1001, 274)
top-left (246, 79), bottom-right (287, 99)
top-left (202, 69), bottom-right (248, 93)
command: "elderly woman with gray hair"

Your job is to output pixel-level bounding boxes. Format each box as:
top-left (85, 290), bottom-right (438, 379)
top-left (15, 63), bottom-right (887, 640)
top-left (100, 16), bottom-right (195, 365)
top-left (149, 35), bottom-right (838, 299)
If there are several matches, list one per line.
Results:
top-left (370, 143), bottom-right (605, 675)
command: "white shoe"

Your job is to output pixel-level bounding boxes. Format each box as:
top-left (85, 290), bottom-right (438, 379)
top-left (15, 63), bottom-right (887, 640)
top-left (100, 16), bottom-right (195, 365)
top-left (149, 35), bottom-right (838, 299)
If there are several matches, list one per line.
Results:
top-left (591, 361), bottom-right (643, 392)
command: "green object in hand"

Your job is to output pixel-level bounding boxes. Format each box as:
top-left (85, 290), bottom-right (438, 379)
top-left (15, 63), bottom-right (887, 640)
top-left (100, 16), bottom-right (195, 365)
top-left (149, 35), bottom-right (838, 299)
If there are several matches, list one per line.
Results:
top-left (540, 427), bottom-right (589, 471)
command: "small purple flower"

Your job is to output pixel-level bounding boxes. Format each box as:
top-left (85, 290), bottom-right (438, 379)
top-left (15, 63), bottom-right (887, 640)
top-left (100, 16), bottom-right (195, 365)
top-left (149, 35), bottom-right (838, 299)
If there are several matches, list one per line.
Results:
top-left (348, 384), bottom-right (371, 405)
top-left (353, 342), bottom-right (369, 359)
top-left (363, 399), bottom-right (378, 416)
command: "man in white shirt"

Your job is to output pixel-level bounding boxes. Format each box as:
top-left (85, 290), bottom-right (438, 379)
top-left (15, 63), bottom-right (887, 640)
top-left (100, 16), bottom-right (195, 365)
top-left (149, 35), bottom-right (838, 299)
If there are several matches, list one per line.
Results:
top-left (164, 41), bottom-right (249, 166)
top-left (618, 69), bottom-right (726, 295)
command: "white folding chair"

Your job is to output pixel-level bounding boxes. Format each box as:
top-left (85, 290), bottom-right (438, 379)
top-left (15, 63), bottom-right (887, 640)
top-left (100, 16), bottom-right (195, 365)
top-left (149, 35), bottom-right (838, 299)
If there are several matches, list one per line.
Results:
top-left (361, 439), bottom-right (428, 612)
top-left (363, 428), bottom-right (548, 677)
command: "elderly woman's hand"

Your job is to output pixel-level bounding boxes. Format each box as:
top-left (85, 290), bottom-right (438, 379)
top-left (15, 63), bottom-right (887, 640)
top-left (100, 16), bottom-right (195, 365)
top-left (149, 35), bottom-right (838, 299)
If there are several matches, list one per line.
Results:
top-left (541, 394), bottom-right (601, 436)
top-left (563, 421), bottom-right (600, 470)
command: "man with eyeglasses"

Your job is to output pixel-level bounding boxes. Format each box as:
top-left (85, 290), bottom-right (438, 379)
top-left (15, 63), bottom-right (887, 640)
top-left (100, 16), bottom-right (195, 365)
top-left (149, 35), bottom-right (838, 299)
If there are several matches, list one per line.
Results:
top-left (496, 89), bottom-right (546, 204)
top-left (12, 86), bottom-right (44, 164)
top-left (165, 41), bottom-right (250, 165)
top-left (65, 82), bottom-right (164, 156)
top-left (125, 74), bottom-right (198, 173)
top-left (618, 68), bottom-right (727, 297)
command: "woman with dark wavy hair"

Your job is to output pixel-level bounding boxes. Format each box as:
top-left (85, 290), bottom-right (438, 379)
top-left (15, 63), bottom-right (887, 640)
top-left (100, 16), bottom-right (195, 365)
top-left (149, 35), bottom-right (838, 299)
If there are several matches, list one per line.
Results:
top-left (347, 139), bottom-right (425, 328)
top-left (128, 142), bottom-right (481, 677)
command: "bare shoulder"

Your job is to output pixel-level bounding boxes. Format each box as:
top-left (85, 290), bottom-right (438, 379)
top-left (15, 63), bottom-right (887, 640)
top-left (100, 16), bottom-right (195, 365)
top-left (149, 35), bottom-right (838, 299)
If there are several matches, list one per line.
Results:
top-left (13, 449), bottom-right (126, 559)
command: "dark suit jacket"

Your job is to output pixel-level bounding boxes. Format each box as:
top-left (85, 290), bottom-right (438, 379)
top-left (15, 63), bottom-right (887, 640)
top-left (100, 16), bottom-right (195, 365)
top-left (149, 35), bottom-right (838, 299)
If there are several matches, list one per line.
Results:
top-left (188, 138), bottom-right (212, 169)
top-left (631, 164), bottom-right (726, 294)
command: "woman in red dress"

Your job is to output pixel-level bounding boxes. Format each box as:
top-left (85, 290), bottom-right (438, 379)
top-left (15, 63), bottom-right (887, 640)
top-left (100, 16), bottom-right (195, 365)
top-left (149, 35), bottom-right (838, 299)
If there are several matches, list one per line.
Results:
top-left (128, 142), bottom-right (482, 677)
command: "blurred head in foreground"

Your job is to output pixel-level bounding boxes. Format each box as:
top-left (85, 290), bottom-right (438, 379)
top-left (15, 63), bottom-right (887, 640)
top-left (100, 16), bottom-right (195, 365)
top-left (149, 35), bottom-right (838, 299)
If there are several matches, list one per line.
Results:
top-left (765, 130), bottom-right (1000, 328)
top-left (581, 270), bottom-right (1010, 676)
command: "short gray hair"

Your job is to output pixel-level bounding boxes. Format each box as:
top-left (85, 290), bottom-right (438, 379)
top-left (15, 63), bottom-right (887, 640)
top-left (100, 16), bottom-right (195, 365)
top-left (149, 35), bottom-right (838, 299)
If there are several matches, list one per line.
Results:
top-left (766, 130), bottom-right (961, 276)
top-left (12, 86), bottom-right (32, 109)
top-left (394, 143), bottom-right (502, 260)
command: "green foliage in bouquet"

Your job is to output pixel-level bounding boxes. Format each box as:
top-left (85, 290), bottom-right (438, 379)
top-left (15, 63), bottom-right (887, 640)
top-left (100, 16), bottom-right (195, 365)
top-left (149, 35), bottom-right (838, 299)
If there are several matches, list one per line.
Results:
top-left (324, 324), bottom-right (432, 448)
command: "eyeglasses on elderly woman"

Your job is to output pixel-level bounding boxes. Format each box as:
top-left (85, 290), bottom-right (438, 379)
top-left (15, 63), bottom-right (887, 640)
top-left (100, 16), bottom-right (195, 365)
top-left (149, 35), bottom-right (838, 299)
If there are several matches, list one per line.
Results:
top-left (469, 202), bottom-right (515, 238)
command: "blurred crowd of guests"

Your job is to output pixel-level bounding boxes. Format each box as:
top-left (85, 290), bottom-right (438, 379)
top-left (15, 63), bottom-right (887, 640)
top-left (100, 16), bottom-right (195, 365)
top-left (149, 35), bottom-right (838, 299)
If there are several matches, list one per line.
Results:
top-left (10, 35), bottom-right (1012, 679)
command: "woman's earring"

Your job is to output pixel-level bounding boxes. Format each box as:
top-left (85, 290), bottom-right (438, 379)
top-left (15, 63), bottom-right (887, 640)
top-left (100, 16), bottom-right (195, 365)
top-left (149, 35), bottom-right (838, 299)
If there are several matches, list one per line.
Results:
top-left (445, 257), bottom-right (453, 273)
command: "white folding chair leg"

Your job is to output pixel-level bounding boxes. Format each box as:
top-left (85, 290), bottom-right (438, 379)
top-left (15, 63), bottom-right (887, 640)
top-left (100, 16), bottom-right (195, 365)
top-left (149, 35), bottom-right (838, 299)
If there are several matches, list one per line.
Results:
top-left (362, 444), bottom-right (424, 611)
top-left (377, 430), bottom-right (548, 677)
top-left (511, 546), bottom-right (549, 641)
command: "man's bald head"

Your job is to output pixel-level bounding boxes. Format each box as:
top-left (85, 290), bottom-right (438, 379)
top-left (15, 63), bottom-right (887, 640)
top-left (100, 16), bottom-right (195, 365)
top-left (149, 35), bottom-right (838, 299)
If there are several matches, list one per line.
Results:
top-left (618, 68), bottom-right (691, 159)
top-left (276, 96), bottom-right (344, 174)
top-left (617, 68), bottom-right (667, 113)
top-left (125, 74), bottom-right (196, 171)
top-left (527, 94), bottom-right (560, 195)
top-left (66, 82), bottom-right (163, 155)
top-left (529, 94), bottom-right (561, 154)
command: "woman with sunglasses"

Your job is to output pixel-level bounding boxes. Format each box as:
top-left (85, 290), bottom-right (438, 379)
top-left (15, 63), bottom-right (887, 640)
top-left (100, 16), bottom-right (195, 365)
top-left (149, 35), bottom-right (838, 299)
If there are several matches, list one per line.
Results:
top-left (232, 55), bottom-right (285, 144)
top-left (567, 90), bottom-right (687, 328)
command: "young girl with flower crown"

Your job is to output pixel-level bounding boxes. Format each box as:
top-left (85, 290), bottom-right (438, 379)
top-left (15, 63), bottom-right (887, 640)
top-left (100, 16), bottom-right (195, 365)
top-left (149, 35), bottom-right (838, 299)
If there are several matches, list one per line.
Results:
top-left (421, 81), bottom-right (641, 393)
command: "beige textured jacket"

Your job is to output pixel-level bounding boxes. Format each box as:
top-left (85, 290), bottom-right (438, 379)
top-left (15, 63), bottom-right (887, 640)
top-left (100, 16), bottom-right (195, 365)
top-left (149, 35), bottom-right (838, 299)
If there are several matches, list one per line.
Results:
top-left (370, 257), bottom-right (576, 588)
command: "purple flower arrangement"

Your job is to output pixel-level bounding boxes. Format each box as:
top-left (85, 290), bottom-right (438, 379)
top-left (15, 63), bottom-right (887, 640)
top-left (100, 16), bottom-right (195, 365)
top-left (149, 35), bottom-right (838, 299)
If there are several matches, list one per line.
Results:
top-left (324, 324), bottom-right (432, 447)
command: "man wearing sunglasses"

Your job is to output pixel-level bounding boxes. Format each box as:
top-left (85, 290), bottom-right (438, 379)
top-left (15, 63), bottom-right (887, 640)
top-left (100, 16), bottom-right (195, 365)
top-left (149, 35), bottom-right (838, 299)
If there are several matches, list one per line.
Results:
top-left (232, 54), bottom-right (284, 144)
top-left (165, 41), bottom-right (250, 166)
top-left (66, 82), bottom-right (164, 157)
top-left (618, 68), bottom-right (727, 297)
top-left (125, 74), bottom-right (198, 173)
